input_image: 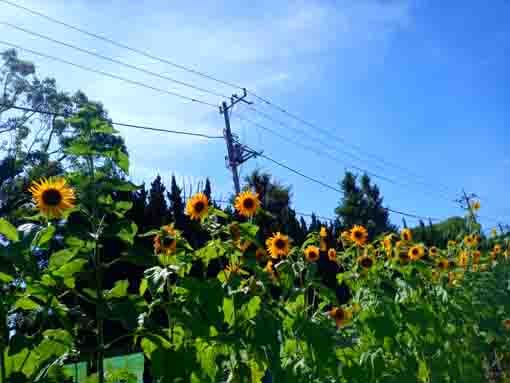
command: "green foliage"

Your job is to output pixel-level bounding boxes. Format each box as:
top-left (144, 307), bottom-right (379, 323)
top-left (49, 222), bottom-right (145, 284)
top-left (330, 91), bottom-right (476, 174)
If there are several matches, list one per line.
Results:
top-left (2, 50), bottom-right (510, 383)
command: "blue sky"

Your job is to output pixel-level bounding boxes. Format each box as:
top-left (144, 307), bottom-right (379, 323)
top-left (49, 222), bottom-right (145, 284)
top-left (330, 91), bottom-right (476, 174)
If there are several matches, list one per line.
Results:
top-left (1, 0), bottom-right (508, 229)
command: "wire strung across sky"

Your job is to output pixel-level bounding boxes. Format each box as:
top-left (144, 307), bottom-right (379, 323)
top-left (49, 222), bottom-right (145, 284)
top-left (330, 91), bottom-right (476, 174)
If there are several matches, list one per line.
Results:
top-left (0, 2), bottom-right (505, 226)
top-left (234, 113), bottom-right (456, 204)
top-left (0, 104), bottom-right (224, 139)
top-left (0, 0), bottom-right (464, 199)
top-left (0, 22), bottom-right (230, 100)
top-left (1, 103), bottom-right (505, 226)
top-left (0, 40), bottom-right (219, 109)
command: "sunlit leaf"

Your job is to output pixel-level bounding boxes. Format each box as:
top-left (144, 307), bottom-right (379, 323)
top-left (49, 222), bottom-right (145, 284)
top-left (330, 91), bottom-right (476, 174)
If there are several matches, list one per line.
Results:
top-left (0, 218), bottom-right (19, 242)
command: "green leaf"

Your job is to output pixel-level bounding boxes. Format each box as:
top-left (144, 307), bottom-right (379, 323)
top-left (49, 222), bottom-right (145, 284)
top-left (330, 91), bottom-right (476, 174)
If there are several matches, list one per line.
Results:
top-left (65, 142), bottom-right (95, 155)
top-left (0, 272), bottom-right (13, 283)
top-left (113, 201), bottom-right (133, 217)
top-left (241, 296), bottom-right (261, 321)
top-left (102, 179), bottom-right (140, 192)
top-left (223, 297), bottom-right (235, 326)
top-left (53, 259), bottom-right (87, 278)
top-left (116, 151), bottom-right (130, 173)
top-left (139, 278), bottom-right (148, 296)
top-left (42, 329), bottom-right (74, 348)
top-left (117, 223), bottom-right (138, 245)
top-left (65, 236), bottom-right (85, 249)
top-left (106, 279), bottom-right (129, 300)
top-left (239, 222), bottom-right (259, 238)
top-left (32, 225), bottom-right (55, 248)
top-left (49, 249), bottom-right (79, 270)
top-left (0, 218), bottom-right (19, 242)
top-left (210, 208), bottom-right (228, 218)
top-left (15, 297), bottom-right (41, 311)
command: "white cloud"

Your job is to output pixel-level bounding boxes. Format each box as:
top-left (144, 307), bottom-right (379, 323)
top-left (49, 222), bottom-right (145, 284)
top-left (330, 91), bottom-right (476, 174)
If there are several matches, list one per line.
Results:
top-left (1, 0), bottom-right (416, 185)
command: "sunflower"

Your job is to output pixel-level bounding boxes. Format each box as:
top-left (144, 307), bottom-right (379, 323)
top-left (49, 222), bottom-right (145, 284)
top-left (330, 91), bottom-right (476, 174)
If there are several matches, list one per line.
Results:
top-left (437, 258), bottom-right (449, 271)
top-left (266, 232), bottom-right (290, 259)
top-left (401, 228), bottom-right (412, 242)
top-left (472, 250), bottom-right (481, 264)
top-left (255, 248), bottom-right (267, 262)
top-left (408, 245), bottom-right (424, 261)
top-left (304, 245), bottom-right (320, 262)
top-left (490, 250), bottom-right (497, 261)
top-left (383, 235), bottom-right (392, 250)
top-left (503, 319), bottom-right (510, 331)
top-left (154, 225), bottom-right (177, 255)
top-left (225, 263), bottom-right (241, 274)
top-left (229, 223), bottom-right (241, 242)
top-left (320, 238), bottom-right (327, 252)
top-left (185, 193), bottom-right (209, 220)
top-left (471, 200), bottom-right (480, 211)
top-left (447, 240), bottom-right (457, 248)
top-left (399, 252), bottom-right (411, 264)
top-left (328, 248), bottom-right (337, 261)
top-left (328, 307), bottom-right (352, 328)
top-left (358, 255), bottom-right (375, 270)
top-left (429, 246), bottom-right (438, 257)
top-left (264, 260), bottom-right (277, 279)
top-left (464, 235), bottom-right (478, 248)
top-left (494, 244), bottom-right (502, 254)
top-left (237, 239), bottom-right (252, 253)
top-left (431, 269), bottom-right (440, 282)
top-left (340, 230), bottom-right (350, 242)
top-left (471, 264), bottom-right (479, 272)
top-left (234, 190), bottom-right (260, 217)
top-left (458, 251), bottom-right (469, 268)
top-left (320, 226), bottom-right (327, 238)
top-left (350, 225), bottom-right (368, 246)
top-left (28, 177), bottom-right (75, 218)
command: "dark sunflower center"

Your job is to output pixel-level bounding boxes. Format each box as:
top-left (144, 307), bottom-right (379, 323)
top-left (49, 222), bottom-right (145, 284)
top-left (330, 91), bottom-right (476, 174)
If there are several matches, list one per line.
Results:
top-left (161, 237), bottom-right (174, 247)
top-left (41, 188), bottom-right (63, 206)
top-left (310, 251), bottom-right (318, 259)
top-left (361, 258), bottom-right (373, 268)
top-left (354, 231), bottom-right (363, 239)
top-left (334, 309), bottom-right (345, 320)
top-left (404, 233), bottom-right (409, 240)
top-left (243, 198), bottom-right (255, 209)
top-left (275, 238), bottom-right (286, 250)
top-left (412, 248), bottom-right (419, 255)
top-left (194, 201), bottom-right (205, 213)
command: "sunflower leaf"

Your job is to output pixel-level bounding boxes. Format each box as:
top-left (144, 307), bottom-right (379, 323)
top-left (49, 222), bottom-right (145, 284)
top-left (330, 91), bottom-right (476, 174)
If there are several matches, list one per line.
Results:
top-left (0, 218), bottom-right (19, 242)
top-left (32, 225), bottom-right (56, 248)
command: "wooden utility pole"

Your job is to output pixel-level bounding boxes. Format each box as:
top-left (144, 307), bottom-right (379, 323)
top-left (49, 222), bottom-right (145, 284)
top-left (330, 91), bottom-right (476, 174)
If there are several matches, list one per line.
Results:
top-left (220, 88), bottom-right (259, 194)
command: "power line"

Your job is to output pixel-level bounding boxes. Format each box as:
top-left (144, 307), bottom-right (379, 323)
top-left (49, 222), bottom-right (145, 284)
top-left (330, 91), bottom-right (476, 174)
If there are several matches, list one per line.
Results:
top-left (0, 103), bottom-right (224, 139)
top-left (248, 146), bottom-right (443, 222)
top-left (0, 0), bottom-right (472, 199)
top-left (0, 22), bottom-right (230, 100)
top-left (235, 113), bottom-right (456, 203)
top-left (247, 106), bottom-right (457, 201)
top-left (0, 40), bottom-right (218, 108)
top-left (0, 0), bottom-right (242, 91)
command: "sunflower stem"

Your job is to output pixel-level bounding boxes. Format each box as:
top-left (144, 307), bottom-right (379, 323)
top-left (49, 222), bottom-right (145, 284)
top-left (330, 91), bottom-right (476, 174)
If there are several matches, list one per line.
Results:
top-left (88, 149), bottom-right (105, 383)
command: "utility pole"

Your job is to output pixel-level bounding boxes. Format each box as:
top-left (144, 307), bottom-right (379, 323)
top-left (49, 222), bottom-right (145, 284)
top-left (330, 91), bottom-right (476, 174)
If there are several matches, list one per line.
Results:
top-left (220, 88), bottom-right (259, 194)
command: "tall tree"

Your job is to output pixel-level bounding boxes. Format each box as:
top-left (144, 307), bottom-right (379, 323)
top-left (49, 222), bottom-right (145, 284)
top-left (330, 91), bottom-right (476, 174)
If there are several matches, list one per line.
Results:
top-left (203, 177), bottom-right (212, 201)
top-left (244, 169), bottom-right (294, 237)
top-left (146, 175), bottom-right (168, 229)
top-left (336, 171), bottom-right (395, 239)
top-left (167, 174), bottom-right (186, 230)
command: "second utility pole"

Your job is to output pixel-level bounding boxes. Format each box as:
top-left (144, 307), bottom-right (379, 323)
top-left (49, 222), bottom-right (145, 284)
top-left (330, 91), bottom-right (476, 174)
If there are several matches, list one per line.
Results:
top-left (220, 88), bottom-right (252, 194)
